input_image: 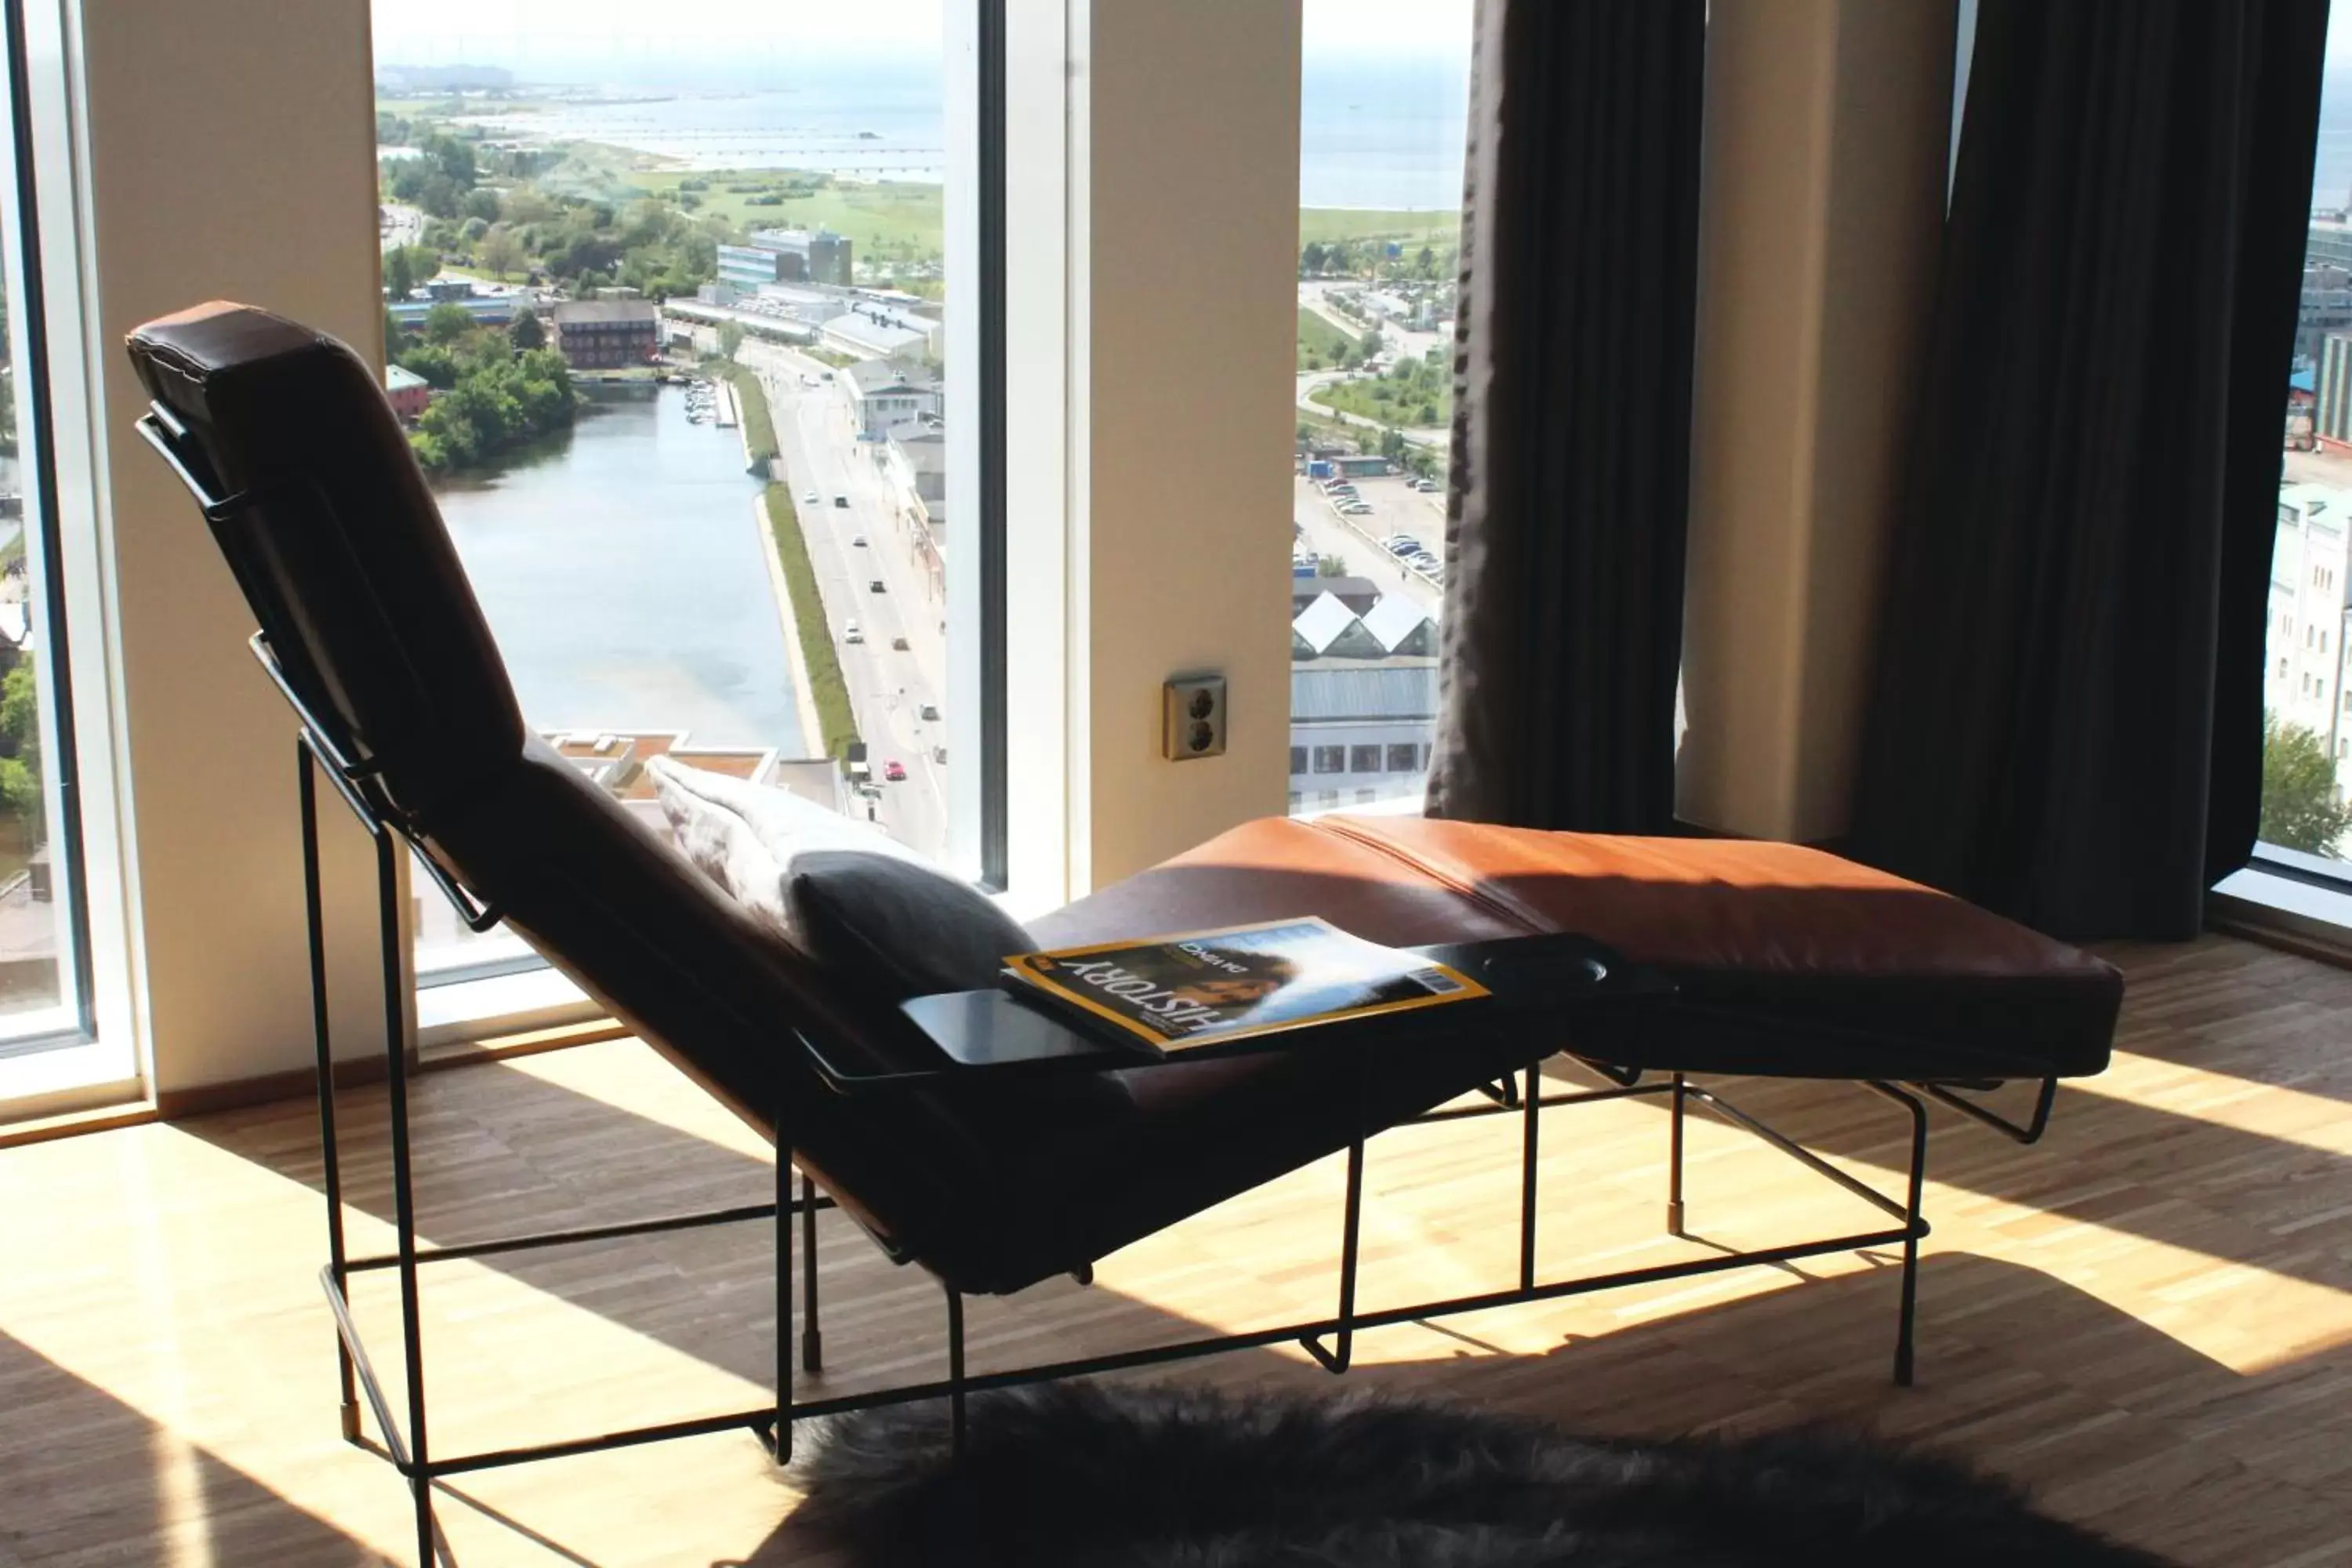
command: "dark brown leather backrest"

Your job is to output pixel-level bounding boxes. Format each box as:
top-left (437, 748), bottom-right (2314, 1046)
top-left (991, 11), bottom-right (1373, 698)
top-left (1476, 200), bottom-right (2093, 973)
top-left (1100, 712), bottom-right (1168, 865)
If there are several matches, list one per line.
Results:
top-left (125, 302), bottom-right (525, 823)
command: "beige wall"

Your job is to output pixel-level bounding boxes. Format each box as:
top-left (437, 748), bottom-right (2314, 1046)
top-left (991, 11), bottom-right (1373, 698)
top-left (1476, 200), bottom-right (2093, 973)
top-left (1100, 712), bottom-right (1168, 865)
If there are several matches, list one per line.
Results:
top-left (74, 0), bottom-right (393, 1091)
top-left (1679, 0), bottom-right (1955, 844)
top-left (1069, 0), bottom-right (1301, 889)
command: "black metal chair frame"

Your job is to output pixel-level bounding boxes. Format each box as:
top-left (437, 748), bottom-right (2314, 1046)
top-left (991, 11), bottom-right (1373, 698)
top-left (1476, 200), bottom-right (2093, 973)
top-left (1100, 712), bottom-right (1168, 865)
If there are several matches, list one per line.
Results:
top-left (271, 663), bottom-right (2068, 1568)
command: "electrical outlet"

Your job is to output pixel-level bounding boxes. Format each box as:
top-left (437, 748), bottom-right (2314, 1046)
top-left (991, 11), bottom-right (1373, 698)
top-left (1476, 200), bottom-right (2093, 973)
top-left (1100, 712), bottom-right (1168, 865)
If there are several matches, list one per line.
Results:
top-left (1162, 676), bottom-right (1227, 761)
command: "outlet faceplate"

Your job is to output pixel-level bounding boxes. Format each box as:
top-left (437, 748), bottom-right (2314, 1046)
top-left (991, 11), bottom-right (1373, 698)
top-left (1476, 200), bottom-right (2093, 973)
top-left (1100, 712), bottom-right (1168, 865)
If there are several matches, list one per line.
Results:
top-left (1163, 676), bottom-right (1227, 761)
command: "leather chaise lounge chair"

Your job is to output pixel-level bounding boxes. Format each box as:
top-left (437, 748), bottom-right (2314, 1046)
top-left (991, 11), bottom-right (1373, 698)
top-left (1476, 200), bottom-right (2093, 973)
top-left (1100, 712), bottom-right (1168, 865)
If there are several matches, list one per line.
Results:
top-left (127, 302), bottom-right (2122, 1567)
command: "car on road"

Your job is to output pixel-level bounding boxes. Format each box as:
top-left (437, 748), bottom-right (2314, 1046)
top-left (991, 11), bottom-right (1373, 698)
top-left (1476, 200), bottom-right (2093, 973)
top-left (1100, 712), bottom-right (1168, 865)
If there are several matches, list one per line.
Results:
top-left (884, 760), bottom-right (907, 782)
top-left (851, 534), bottom-right (867, 546)
top-left (919, 703), bottom-right (940, 721)
top-left (891, 635), bottom-right (909, 650)
top-left (834, 495), bottom-right (851, 509)
top-left (804, 489), bottom-right (820, 505)
top-left (843, 620), bottom-right (862, 644)
top-left (869, 579), bottom-right (887, 593)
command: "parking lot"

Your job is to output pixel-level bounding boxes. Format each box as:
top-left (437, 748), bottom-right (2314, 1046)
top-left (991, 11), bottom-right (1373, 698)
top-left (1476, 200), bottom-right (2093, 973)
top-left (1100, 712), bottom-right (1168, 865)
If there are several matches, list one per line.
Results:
top-left (1292, 473), bottom-right (1447, 612)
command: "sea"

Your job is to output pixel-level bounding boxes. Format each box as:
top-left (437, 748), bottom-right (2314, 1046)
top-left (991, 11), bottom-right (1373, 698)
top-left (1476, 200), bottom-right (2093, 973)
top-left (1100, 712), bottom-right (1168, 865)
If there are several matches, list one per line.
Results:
top-left (445, 53), bottom-right (1473, 212)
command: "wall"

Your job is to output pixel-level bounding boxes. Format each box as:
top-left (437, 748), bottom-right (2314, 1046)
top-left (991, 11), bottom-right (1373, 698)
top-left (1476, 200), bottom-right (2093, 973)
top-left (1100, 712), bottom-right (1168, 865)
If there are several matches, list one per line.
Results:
top-left (1070, 0), bottom-right (1302, 889)
top-left (1678, 0), bottom-right (1955, 844)
top-left (72, 0), bottom-right (394, 1091)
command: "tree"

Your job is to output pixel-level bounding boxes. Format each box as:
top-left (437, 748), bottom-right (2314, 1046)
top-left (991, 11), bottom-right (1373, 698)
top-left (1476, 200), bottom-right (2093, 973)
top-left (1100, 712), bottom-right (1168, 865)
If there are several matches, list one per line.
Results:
top-left (508, 310), bottom-right (546, 352)
top-left (462, 187), bottom-right (502, 223)
top-left (1417, 245), bottom-right (1436, 277)
top-left (0, 659), bottom-right (40, 822)
top-left (1301, 241), bottom-right (1330, 276)
top-left (2260, 714), bottom-right (2352, 855)
top-left (399, 244), bottom-right (440, 289)
top-left (425, 302), bottom-right (476, 345)
top-left (418, 171), bottom-right (460, 220)
top-left (478, 225), bottom-right (525, 281)
top-left (717, 321), bottom-right (746, 362)
top-left (422, 132), bottom-right (477, 190)
top-left (384, 245), bottom-right (415, 302)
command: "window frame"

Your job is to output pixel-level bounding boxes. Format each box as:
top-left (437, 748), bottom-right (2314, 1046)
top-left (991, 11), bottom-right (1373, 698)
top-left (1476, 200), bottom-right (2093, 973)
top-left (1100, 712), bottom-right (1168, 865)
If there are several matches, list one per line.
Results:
top-left (0, 0), bottom-right (139, 1105)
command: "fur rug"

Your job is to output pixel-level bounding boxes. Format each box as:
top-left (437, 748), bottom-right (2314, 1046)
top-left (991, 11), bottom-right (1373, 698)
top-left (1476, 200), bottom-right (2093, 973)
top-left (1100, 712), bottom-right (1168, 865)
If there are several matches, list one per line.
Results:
top-left (792, 1381), bottom-right (2175, 1567)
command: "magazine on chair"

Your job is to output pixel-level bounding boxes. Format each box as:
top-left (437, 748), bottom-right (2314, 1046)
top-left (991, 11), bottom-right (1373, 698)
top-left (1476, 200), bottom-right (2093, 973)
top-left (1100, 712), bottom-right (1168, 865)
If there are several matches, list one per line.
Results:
top-left (1001, 916), bottom-right (1490, 1052)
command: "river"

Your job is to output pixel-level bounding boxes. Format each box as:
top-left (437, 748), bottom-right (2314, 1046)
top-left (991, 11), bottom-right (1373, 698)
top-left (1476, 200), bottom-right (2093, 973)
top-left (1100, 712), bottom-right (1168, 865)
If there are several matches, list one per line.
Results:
top-left (430, 383), bottom-right (806, 757)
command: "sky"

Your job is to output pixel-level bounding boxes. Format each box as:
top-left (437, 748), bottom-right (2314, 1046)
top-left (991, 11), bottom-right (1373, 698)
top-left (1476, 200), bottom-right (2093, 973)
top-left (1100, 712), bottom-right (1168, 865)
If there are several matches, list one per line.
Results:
top-left (371, 0), bottom-right (1472, 78)
top-left (2333, 3), bottom-right (2352, 70)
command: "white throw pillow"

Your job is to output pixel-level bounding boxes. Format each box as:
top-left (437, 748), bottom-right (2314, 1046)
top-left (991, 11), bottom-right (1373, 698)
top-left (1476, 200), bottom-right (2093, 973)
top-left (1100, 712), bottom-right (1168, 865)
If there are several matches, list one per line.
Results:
top-left (647, 753), bottom-right (930, 946)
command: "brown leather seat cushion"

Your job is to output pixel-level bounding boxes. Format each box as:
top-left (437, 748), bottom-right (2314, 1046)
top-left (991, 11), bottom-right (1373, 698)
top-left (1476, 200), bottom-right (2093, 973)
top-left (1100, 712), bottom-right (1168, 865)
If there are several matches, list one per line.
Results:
top-left (1036, 816), bottom-right (2121, 1083)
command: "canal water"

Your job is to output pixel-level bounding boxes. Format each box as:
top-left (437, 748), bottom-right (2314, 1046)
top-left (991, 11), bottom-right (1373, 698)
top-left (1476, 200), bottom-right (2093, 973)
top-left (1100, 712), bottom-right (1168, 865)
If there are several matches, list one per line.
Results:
top-left (430, 383), bottom-right (805, 756)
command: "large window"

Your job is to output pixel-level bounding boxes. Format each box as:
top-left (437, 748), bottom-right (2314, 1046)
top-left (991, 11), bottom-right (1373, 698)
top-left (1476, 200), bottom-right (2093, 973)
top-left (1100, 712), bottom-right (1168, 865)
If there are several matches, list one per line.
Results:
top-left (2266, 13), bottom-right (2352, 874)
top-left (368, 2), bottom-right (992, 979)
top-left (0, 3), bottom-right (94, 1058)
top-left (1287, 1), bottom-right (1470, 818)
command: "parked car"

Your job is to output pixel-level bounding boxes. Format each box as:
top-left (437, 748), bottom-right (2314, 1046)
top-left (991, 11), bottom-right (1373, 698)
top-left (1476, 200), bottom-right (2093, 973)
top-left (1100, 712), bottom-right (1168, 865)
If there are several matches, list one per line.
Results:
top-left (1387, 539), bottom-right (1421, 555)
top-left (843, 621), bottom-right (863, 644)
top-left (884, 759), bottom-right (907, 782)
top-left (891, 635), bottom-right (909, 651)
top-left (869, 579), bottom-right (886, 593)
top-left (834, 495), bottom-right (851, 509)
top-left (919, 703), bottom-right (940, 721)
top-left (1341, 503), bottom-right (1374, 517)
top-left (932, 745), bottom-right (947, 764)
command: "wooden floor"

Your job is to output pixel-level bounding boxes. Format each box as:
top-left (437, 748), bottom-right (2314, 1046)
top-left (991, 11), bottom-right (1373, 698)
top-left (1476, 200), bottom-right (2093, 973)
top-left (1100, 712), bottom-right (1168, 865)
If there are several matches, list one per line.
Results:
top-left (3, 934), bottom-right (2350, 1565)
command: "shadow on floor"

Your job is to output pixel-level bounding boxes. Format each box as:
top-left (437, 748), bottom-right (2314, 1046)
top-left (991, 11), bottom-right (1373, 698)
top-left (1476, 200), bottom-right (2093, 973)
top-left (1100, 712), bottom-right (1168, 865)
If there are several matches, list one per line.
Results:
top-left (0, 1327), bottom-right (385, 1566)
top-left (740, 1248), bottom-right (2344, 1567)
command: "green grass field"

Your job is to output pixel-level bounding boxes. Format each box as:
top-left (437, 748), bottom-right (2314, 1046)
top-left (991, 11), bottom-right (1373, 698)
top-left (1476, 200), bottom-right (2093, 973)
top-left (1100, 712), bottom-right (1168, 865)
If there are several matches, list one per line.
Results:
top-left (713, 363), bottom-right (779, 464)
top-left (761, 484), bottom-right (861, 760)
top-left (1312, 374), bottom-right (1451, 430)
top-left (1298, 208), bottom-right (1459, 248)
top-left (1298, 307), bottom-right (1363, 372)
top-left (630, 168), bottom-right (946, 260)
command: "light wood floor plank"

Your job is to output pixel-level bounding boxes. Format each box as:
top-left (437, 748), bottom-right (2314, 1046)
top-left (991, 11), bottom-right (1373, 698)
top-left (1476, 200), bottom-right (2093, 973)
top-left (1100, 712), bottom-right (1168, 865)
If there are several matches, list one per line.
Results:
top-left (0, 932), bottom-right (2347, 1564)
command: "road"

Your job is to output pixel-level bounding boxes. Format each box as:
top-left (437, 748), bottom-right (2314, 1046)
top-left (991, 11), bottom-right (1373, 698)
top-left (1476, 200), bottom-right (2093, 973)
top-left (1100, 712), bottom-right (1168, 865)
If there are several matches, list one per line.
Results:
top-left (1294, 474), bottom-right (1445, 613)
top-left (739, 339), bottom-right (951, 862)
top-left (1296, 283), bottom-right (1450, 448)
top-left (380, 201), bottom-right (423, 253)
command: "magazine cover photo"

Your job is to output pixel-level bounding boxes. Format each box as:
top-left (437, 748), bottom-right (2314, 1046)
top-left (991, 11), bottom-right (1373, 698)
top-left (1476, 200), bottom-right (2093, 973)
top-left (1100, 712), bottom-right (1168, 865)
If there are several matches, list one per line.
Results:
top-left (1005, 916), bottom-right (1487, 1050)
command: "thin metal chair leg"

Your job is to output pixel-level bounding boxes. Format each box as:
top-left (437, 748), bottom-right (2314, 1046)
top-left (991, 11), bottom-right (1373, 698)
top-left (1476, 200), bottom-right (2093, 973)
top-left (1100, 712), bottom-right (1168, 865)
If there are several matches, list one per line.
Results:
top-left (375, 830), bottom-right (435, 1564)
top-left (945, 1285), bottom-right (967, 1453)
top-left (800, 1170), bottom-right (823, 1373)
top-left (1888, 1083), bottom-right (1929, 1387)
top-left (412, 1477), bottom-right (436, 1568)
top-left (1519, 1062), bottom-right (1541, 1289)
top-left (1301, 1138), bottom-right (1364, 1373)
top-left (774, 1131), bottom-right (793, 1467)
top-left (299, 744), bottom-right (360, 1442)
top-left (1667, 1072), bottom-right (1687, 1236)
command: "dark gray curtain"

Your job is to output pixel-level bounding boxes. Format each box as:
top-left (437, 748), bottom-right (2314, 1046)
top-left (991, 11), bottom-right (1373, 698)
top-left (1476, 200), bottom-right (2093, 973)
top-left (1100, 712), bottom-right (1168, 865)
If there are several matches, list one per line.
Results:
top-left (1425, 0), bottom-right (1704, 833)
top-left (1846, 0), bottom-right (2328, 940)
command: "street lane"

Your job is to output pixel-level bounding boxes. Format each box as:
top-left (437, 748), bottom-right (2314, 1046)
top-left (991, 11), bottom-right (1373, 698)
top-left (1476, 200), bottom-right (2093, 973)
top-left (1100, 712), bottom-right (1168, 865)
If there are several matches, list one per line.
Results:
top-left (741, 342), bottom-right (950, 859)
